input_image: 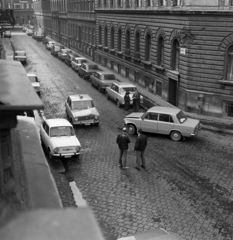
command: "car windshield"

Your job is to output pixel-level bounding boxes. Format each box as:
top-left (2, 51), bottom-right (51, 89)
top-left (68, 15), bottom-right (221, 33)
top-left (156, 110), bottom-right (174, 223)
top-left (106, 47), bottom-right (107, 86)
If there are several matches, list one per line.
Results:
top-left (120, 87), bottom-right (137, 94)
top-left (103, 74), bottom-right (115, 80)
top-left (50, 126), bottom-right (75, 137)
top-left (15, 51), bottom-right (26, 56)
top-left (80, 59), bottom-right (87, 64)
top-left (176, 111), bottom-right (187, 124)
top-left (89, 65), bottom-right (98, 70)
top-left (28, 76), bottom-right (38, 83)
top-left (72, 100), bottom-right (94, 110)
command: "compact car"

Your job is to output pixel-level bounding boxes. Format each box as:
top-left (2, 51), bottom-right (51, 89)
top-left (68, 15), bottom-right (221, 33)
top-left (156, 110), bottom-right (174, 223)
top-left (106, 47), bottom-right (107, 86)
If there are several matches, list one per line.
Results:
top-left (26, 29), bottom-right (33, 36)
top-left (65, 52), bottom-right (79, 67)
top-left (71, 57), bottom-right (87, 71)
top-left (46, 41), bottom-right (56, 50)
top-left (40, 118), bottom-right (81, 159)
top-left (106, 82), bottom-right (143, 108)
top-left (57, 48), bottom-right (72, 61)
top-left (51, 45), bottom-right (65, 57)
top-left (124, 106), bottom-right (201, 141)
top-left (4, 31), bottom-right (11, 38)
top-left (78, 63), bottom-right (100, 80)
top-left (65, 94), bottom-right (100, 126)
top-left (27, 73), bottom-right (40, 95)
top-left (90, 71), bottom-right (117, 93)
top-left (14, 50), bottom-right (27, 64)
top-left (117, 228), bottom-right (183, 240)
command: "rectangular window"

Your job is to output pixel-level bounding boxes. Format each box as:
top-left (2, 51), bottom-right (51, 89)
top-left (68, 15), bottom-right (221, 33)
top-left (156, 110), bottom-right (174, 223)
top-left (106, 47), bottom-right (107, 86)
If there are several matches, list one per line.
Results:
top-left (104, 58), bottom-right (107, 67)
top-left (173, 0), bottom-right (181, 6)
top-left (159, 0), bottom-right (166, 6)
top-left (224, 101), bottom-right (233, 117)
top-left (110, 0), bottom-right (114, 7)
top-left (147, 0), bottom-right (150, 7)
top-left (126, 68), bottom-right (129, 78)
top-left (156, 81), bottom-right (162, 96)
top-left (135, 0), bottom-right (139, 7)
top-left (104, 0), bottom-right (107, 7)
top-left (98, 55), bottom-right (102, 64)
top-left (118, 64), bottom-right (121, 74)
top-left (118, 0), bottom-right (121, 7)
top-left (126, 0), bottom-right (130, 7)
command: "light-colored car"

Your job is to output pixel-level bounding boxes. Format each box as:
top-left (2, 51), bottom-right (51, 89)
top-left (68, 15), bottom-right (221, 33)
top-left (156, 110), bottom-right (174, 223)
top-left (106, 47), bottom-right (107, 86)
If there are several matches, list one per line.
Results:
top-left (45, 41), bottom-right (56, 50)
top-left (4, 31), bottom-right (11, 38)
top-left (26, 29), bottom-right (33, 36)
top-left (65, 94), bottom-right (100, 126)
top-left (90, 71), bottom-right (117, 93)
top-left (40, 118), bottom-right (81, 159)
top-left (117, 228), bottom-right (183, 240)
top-left (78, 63), bottom-right (101, 80)
top-left (106, 82), bottom-right (143, 108)
top-left (124, 106), bottom-right (201, 141)
top-left (14, 50), bottom-right (27, 64)
top-left (27, 73), bottom-right (40, 95)
top-left (71, 57), bottom-right (87, 71)
top-left (57, 48), bottom-right (72, 61)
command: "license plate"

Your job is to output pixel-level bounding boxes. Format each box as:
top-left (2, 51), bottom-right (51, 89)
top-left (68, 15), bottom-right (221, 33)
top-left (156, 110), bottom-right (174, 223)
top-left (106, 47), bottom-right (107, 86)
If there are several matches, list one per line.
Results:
top-left (64, 156), bottom-right (71, 158)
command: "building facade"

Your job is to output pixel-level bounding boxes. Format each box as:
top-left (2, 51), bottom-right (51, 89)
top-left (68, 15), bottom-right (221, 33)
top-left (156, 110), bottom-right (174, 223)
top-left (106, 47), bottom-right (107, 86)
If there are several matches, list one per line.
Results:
top-left (35, 0), bottom-right (233, 118)
top-left (0, 0), bottom-right (34, 25)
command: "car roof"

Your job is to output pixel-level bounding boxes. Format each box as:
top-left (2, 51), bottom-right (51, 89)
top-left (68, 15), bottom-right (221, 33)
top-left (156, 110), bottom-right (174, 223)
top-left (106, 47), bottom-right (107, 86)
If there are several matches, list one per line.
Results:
top-left (97, 71), bottom-right (115, 75)
top-left (74, 57), bottom-right (86, 60)
top-left (27, 73), bottom-right (37, 77)
top-left (148, 106), bottom-right (181, 115)
top-left (113, 82), bottom-right (136, 87)
top-left (15, 50), bottom-right (26, 53)
top-left (69, 94), bottom-right (93, 101)
top-left (83, 62), bottom-right (98, 66)
top-left (46, 118), bottom-right (72, 128)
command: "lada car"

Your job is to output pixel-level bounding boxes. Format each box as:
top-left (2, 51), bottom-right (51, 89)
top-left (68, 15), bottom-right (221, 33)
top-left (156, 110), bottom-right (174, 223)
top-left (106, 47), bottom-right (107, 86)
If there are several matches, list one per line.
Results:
top-left (51, 45), bottom-right (64, 57)
top-left (57, 48), bottom-right (72, 61)
top-left (4, 31), bottom-right (11, 38)
top-left (106, 82), bottom-right (143, 108)
top-left (124, 106), bottom-right (201, 141)
top-left (117, 228), bottom-right (182, 240)
top-left (71, 57), bottom-right (87, 71)
top-left (78, 63), bottom-right (100, 80)
top-left (90, 72), bottom-right (117, 93)
top-left (27, 73), bottom-right (40, 95)
top-left (65, 52), bottom-right (79, 66)
top-left (65, 94), bottom-right (100, 126)
top-left (45, 41), bottom-right (56, 50)
top-left (40, 118), bottom-right (81, 159)
top-left (14, 50), bottom-right (27, 64)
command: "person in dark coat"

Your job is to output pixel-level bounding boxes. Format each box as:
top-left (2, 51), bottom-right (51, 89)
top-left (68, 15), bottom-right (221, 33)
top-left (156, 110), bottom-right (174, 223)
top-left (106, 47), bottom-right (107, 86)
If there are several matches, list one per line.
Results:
top-left (132, 90), bottom-right (140, 112)
top-left (134, 129), bottom-right (147, 170)
top-left (116, 127), bottom-right (131, 168)
top-left (124, 91), bottom-right (130, 114)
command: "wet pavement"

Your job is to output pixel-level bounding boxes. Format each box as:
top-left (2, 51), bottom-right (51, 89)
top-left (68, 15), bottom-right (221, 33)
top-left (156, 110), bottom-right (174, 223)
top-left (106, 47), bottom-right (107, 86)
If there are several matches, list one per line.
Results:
top-left (9, 29), bottom-right (233, 240)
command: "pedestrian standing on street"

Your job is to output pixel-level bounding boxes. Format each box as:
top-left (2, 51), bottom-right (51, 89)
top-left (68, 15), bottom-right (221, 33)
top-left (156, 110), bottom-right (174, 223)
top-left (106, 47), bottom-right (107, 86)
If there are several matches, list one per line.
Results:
top-left (60, 158), bottom-right (69, 174)
top-left (132, 89), bottom-right (141, 112)
top-left (116, 127), bottom-right (131, 169)
top-left (124, 91), bottom-right (130, 114)
top-left (134, 129), bottom-right (147, 171)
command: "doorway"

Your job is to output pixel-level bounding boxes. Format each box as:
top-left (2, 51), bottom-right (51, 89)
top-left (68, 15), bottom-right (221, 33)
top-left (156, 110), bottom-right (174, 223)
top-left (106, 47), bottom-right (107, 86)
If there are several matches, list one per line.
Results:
top-left (168, 78), bottom-right (178, 106)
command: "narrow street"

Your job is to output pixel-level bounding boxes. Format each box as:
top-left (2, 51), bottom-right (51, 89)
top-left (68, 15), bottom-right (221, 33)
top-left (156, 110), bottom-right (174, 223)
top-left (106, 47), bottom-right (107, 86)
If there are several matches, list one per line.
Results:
top-left (10, 29), bottom-right (233, 240)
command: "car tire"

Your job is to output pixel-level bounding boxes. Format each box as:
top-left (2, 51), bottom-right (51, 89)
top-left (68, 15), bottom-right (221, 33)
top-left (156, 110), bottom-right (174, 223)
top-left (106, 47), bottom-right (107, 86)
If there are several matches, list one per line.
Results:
top-left (127, 124), bottom-right (136, 135)
top-left (116, 100), bottom-right (121, 108)
top-left (106, 93), bottom-right (110, 100)
top-left (170, 131), bottom-right (182, 141)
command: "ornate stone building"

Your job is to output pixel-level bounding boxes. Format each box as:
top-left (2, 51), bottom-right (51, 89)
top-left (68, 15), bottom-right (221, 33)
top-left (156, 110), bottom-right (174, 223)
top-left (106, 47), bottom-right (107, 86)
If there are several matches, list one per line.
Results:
top-left (34, 0), bottom-right (233, 117)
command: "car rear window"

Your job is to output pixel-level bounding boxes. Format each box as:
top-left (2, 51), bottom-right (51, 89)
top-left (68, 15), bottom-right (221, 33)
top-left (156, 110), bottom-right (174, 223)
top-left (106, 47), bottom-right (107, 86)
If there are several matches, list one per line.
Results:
top-left (15, 51), bottom-right (26, 56)
top-left (50, 126), bottom-right (75, 137)
top-left (104, 74), bottom-right (115, 80)
top-left (176, 111), bottom-right (187, 123)
top-left (121, 87), bottom-right (137, 94)
top-left (72, 100), bottom-right (94, 110)
top-left (89, 65), bottom-right (98, 70)
top-left (28, 76), bottom-right (38, 83)
top-left (81, 59), bottom-right (87, 64)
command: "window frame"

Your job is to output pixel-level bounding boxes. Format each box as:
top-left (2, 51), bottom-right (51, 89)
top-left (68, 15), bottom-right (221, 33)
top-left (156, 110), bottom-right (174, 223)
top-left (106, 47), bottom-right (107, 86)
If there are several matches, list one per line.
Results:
top-left (118, 28), bottom-right (122, 51)
top-left (145, 34), bottom-right (151, 61)
top-left (104, 26), bottom-right (108, 47)
top-left (171, 39), bottom-right (180, 71)
top-left (157, 36), bottom-right (164, 66)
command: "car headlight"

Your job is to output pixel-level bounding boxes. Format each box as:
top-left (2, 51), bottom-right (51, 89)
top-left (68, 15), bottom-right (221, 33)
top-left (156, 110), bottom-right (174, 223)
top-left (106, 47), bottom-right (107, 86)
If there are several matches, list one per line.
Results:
top-left (74, 117), bottom-right (79, 121)
top-left (53, 148), bottom-right (59, 154)
top-left (94, 115), bottom-right (99, 120)
top-left (76, 146), bottom-right (81, 152)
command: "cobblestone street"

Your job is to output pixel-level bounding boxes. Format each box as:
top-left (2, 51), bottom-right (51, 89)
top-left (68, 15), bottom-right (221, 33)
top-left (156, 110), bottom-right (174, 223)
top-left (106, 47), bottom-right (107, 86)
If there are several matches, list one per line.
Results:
top-left (10, 31), bottom-right (233, 240)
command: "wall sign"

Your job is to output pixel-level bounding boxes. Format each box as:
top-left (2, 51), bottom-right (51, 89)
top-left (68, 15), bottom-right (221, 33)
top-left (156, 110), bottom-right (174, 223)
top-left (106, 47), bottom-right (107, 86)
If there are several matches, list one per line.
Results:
top-left (180, 47), bottom-right (186, 55)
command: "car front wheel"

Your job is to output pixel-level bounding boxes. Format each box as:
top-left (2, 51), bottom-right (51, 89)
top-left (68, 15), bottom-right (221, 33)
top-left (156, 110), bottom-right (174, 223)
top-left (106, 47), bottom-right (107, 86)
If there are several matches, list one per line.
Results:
top-left (170, 131), bottom-right (182, 141)
top-left (127, 124), bottom-right (136, 135)
top-left (116, 100), bottom-right (121, 108)
top-left (106, 93), bottom-right (110, 100)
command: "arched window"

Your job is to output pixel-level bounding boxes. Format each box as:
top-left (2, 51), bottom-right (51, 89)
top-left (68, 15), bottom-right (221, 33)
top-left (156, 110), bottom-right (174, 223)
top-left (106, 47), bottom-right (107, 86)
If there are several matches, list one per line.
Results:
top-left (99, 25), bottom-right (102, 45)
top-left (157, 36), bottom-right (164, 66)
top-left (171, 39), bottom-right (180, 70)
top-left (104, 26), bottom-right (108, 47)
top-left (111, 27), bottom-right (115, 49)
top-left (226, 45), bottom-right (233, 80)
top-left (135, 32), bottom-right (140, 58)
top-left (118, 28), bottom-right (122, 51)
top-left (126, 30), bottom-right (130, 49)
top-left (145, 34), bottom-right (151, 61)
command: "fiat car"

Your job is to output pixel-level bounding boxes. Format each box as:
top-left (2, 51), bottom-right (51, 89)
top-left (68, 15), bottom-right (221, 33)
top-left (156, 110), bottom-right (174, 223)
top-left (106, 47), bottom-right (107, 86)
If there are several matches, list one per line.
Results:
top-left (124, 106), bottom-right (201, 141)
top-left (40, 118), bottom-right (81, 159)
top-left (65, 94), bottom-right (100, 126)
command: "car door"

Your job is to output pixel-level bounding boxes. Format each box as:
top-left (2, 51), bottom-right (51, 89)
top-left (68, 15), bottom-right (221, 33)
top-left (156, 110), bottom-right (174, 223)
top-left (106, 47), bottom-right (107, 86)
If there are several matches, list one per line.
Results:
top-left (107, 83), bottom-right (116, 100)
top-left (140, 112), bottom-right (158, 133)
top-left (92, 73), bottom-right (98, 86)
top-left (40, 121), bottom-right (50, 148)
top-left (157, 113), bottom-right (174, 135)
top-left (65, 98), bottom-right (72, 119)
top-left (114, 85), bottom-right (120, 101)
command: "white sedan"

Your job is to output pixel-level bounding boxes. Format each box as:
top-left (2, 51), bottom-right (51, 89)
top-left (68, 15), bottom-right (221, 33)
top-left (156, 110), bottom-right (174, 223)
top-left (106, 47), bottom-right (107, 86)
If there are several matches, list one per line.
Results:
top-left (71, 57), bottom-right (87, 71)
top-left (40, 118), bottom-right (81, 159)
